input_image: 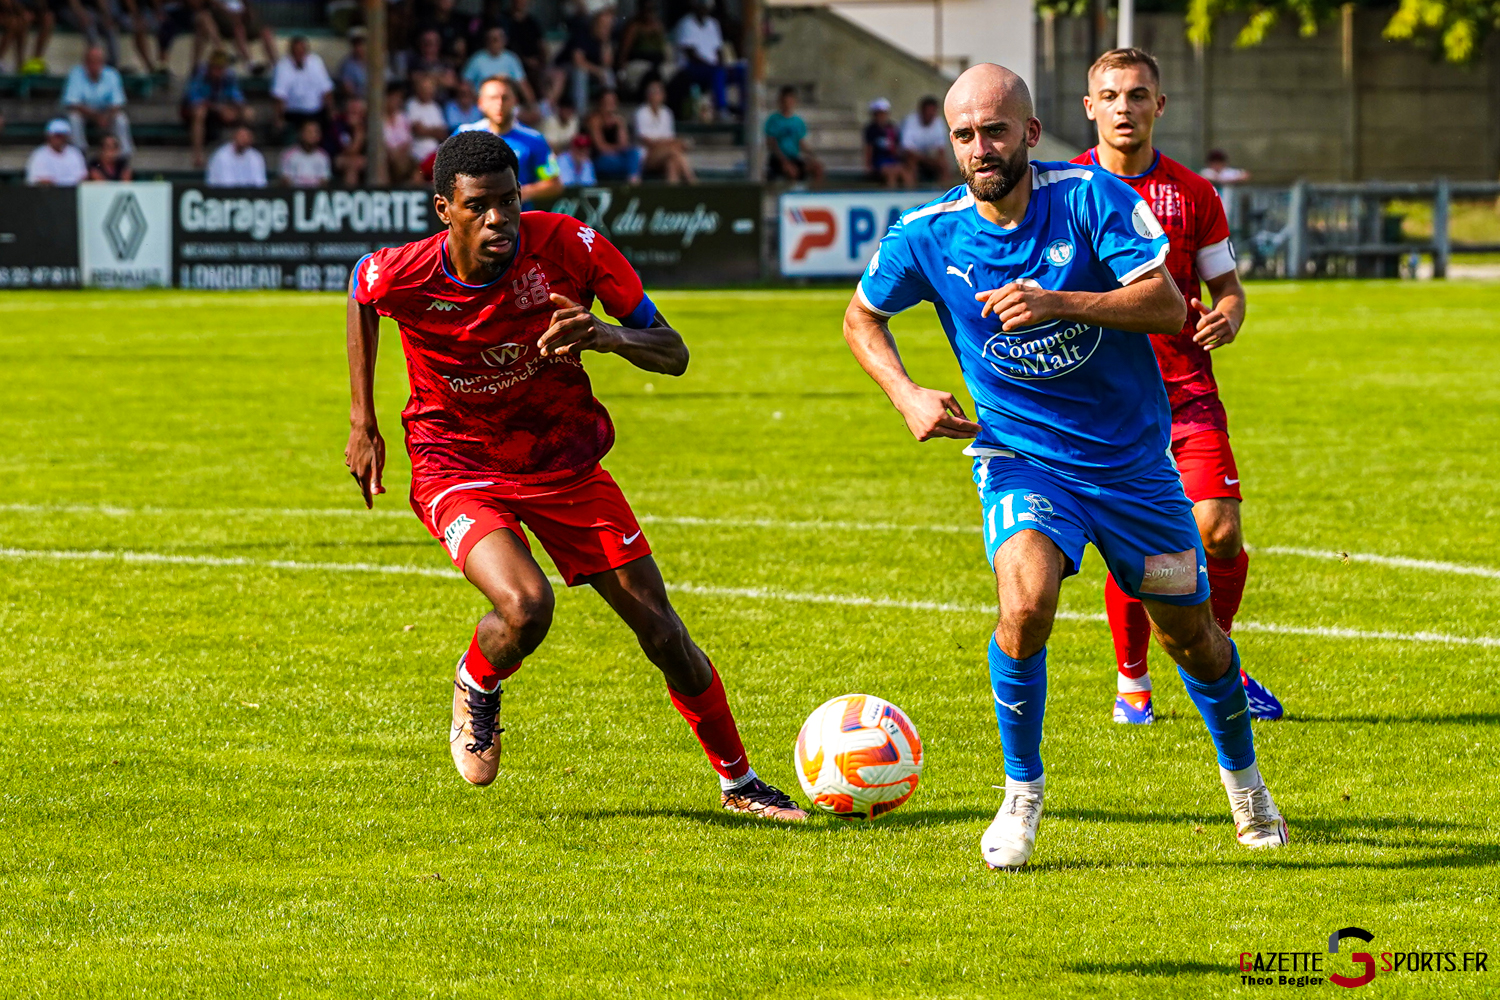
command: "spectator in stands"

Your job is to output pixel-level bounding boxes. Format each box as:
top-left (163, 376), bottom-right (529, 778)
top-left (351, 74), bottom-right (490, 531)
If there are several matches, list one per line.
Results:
top-left (559, 9), bottom-right (616, 119)
top-left (205, 123), bottom-right (266, 186)
top-left (765, 85), bottom-right (822, 184)
top-left (63, 44), bottom-right (133, 157)
top-left (26, 118), bottom-right (89, 186)
top-left (634, 79), bottom-right (695, 184)
top-left (337, 26), bottom-right (367, 100)
top-left (327, 95), bottom-right (366, 186)
top-left (207, 0), bottom-right (276, 74)
top-left (280, 118), bottom-right (331, 187)
top-left (420, 0), bottom-right (472, 59)
top-left (616, 0), bottom-right (668, 100)
top-left (405, 70), bottom-right (448, 168)
top-left (669, 0), bottom-right (742, 119)
top-left (7, 0), bottom-right (54, 74)
top-left (588, 89), bottom-right (640, 184)
top-left (463, 26), bottom-right (525, 96)
top-left (900, 94), bottom-right (951, 185)
top-left (382, 81), bottom-right (419, 184)
top-left (503, 0), bottom-right (546, 98)
top-left (184, 50), bottom-right (253, 168)
top-left (863, 97), bottom-right (909, 188)
top-left (156, 0), bottom-right (217, 74)
top-left (540, 95), bottom-right (579, 152)
top-left (408, 28), bottom-right (456, 92)
top-left (88, 130), bottom-right (132, 179)
top-left (271, 35), bottom-right (332, 140)
top-left (444, 77), bottom-right (483, 131)
top-left (557, 131), bottom-right (594, 186)
top-left (1201, 148), bottom-right (1250, 185)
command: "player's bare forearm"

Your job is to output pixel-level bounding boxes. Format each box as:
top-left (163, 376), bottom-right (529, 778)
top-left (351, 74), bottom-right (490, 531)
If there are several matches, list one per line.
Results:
top-left (522, 176), bottom-right (563, 204)
top-left (539, 293), bottom-right (688, 375)
top-left (843, 296), bottom-right (979, 441)
top-left (1193, 269), bottom-right (1246, 350)
top-left (344, 289), bottom-right (386, 506)
top-left (976, 267), bottom-right (1186, 335)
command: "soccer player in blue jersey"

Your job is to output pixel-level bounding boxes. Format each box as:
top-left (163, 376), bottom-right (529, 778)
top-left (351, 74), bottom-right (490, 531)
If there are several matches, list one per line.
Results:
top-left (842, 63), bottom-right (1288, 868)
top-left (459, 75), bottom-right (562, 207)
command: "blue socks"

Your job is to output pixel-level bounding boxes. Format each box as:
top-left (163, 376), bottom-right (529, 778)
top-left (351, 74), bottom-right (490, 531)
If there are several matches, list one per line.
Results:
top-left (1177, 639), bottom-right (1256, 771)
top-left (988, 636), bottom-right (1047, 781)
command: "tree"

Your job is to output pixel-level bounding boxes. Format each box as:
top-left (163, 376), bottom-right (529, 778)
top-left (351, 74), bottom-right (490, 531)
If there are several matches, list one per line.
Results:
top-left (1382, 0), bottom-right (1500, 62)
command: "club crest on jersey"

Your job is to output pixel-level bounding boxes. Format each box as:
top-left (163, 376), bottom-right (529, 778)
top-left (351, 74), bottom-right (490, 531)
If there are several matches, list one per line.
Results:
top-left (443, 513), bottom-right (475, 559)
top-left (426, 299), bottom-right (460, 312)
top-left (480, 342), bottom-right (526, 368)
top-left (1044, 240), bottom-right (1073, 266)
top-left (1131, 201), bottom-right (1166, 240)
top-left (577, 226), bottom-right (597, 251)
top-left (512, 264), bottom-right (550, 310)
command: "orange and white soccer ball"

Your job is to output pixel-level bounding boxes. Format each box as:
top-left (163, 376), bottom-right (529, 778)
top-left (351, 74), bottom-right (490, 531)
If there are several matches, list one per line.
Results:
top-left (794, 693), bottom-right (923, 819)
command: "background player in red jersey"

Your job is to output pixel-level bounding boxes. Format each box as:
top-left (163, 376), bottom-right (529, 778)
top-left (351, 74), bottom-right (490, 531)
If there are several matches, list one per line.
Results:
top-left (343, 130), bottom-right (806, 820)
top-left (1075, 48), bottom-right (1283, 724)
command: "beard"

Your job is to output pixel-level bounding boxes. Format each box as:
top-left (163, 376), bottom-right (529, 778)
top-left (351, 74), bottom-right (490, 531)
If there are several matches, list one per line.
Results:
top-left (960, 143), bottom-right (1030, 203)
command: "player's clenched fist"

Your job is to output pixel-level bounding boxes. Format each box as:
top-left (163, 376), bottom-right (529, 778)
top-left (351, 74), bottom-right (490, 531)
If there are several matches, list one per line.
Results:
top-left (538, 292), bottom-right (619, 357)
top-left (1190, 296), bottom-right (1239, 351)
top-left (345, 424), bottom-right (386, 508)
top-left (894, 385), bottom-right (980, 442)
top-left (975, 279), bottom-right (1059, 332)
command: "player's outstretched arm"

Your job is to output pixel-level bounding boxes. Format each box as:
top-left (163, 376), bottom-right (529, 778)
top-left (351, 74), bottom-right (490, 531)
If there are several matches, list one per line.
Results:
top-left (843, 294), bottom-right (979, 442)
top-left (538, 293), bottom-right (690, 376)
top-left (974, 265), bottom-right (1187, 336)
top-left (344, 279), bottom-right (386, 508)
top-left (1192, 268), bottom-right (1246, 351)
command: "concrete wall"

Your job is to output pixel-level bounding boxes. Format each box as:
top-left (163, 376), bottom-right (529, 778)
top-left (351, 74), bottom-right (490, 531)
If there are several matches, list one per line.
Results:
top-left (826, 0), bottom-right (1035, 87)
top-left (1036, 7), bottom-right (1500, 182)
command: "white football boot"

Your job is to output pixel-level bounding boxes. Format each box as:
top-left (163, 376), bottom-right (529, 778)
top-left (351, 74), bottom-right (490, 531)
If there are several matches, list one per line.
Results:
top-left (981, 775), bottom-right (1045, 869)
top-left (1225, 776), bottom-right (1289, 849)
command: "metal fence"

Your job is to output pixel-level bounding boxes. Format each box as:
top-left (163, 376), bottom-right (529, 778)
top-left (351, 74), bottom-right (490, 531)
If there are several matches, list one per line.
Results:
top-left (1225, 181), bottom-right (1500, 279)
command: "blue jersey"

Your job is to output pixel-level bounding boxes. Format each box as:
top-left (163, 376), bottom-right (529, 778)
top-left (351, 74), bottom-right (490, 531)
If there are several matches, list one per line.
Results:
top-left (857, 161), bottom-right (1175, 484)
top-left (458, 120), bottom-right (560, 188)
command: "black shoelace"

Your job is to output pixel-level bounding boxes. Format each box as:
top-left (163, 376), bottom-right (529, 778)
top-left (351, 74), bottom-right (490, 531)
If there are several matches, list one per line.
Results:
top-left (746, 779), bottom-right (797, 810)
top-left (465, 686), bottom-right (502, 754)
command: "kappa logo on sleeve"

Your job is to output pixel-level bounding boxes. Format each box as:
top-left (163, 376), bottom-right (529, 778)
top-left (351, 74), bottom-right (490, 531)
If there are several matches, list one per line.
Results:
top-left (577, 226), bottom-right (598, 251)
top-left (364, 260), bottom-right (380, 289)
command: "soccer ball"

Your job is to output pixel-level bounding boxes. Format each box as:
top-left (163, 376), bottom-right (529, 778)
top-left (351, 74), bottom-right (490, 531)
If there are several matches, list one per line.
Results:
top-left (794, 693), bottom-right (923, 819)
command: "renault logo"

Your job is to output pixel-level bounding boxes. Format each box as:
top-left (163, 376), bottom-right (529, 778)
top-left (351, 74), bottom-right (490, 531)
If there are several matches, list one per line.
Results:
top-left (103, 192), bottom-right (148, 262)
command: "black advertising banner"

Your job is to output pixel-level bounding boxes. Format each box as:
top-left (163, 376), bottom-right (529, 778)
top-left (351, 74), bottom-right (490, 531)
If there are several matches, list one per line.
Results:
top-left (0, 187), bottom-right (80, 288)
top-left (549, 184), bottom-right (761, 285)
top-left (171, 185), bottom-right (443, 291)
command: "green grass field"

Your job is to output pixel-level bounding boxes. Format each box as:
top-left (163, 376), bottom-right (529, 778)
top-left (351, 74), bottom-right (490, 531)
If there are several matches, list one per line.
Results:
top-left (1, 282), bottom-right (1497, 998)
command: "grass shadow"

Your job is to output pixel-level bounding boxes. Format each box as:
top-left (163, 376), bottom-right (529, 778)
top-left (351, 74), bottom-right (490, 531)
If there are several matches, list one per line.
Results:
top-left (557, 805), bottom-right (988, 829)
top-left (1065, 960), bottom-right (1224, 977)
top-left (1278, 713), bottom-right (1500, 726)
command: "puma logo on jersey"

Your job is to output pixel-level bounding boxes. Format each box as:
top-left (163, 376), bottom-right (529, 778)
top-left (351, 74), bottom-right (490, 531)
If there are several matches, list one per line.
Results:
top-left (426, 300), bottom-right (461, 312)
top-left (947, 263), bottom-right (975, 287)
top-left (577, 226), bottom-right (598, 251)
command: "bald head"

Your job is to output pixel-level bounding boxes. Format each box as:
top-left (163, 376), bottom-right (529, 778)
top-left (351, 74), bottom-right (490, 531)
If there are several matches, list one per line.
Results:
top-left (944, 63), bottom-right (1034, 126)
top-left (943, 63), bottom-right (1039, 205)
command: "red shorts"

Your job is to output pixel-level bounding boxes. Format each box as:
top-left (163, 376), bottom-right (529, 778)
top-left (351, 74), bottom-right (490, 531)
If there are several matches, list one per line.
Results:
top-left (1171, 428), bottom-right (1242, 503)
top-left (412, 464), bottom-right (651, 585)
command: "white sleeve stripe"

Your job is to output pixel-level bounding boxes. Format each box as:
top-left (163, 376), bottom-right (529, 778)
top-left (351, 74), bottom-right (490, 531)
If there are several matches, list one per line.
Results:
top-left (855, 282), bottom-right (896, 317)
top-left (1195, 239), bottom-right (1236, 280)
top-left (1118, 244), bottom-right (1171, 286)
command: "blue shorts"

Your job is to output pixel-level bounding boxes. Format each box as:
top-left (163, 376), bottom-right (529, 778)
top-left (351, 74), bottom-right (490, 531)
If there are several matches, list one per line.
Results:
top-left (972, 454), bottom-right (1210, 606)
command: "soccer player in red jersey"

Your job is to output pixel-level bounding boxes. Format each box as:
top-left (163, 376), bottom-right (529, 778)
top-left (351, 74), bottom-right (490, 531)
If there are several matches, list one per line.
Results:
top-left (1074, 48), bottom-right (1283, 723)
top-left (343, 130), bottom-right (806, 819)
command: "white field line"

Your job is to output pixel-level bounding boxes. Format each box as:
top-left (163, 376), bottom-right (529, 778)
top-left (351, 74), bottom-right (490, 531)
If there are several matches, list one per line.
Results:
top-left (1, 546), bottom-right (1496, 649)
top-left (4, 503), bottom-right (1498, 581)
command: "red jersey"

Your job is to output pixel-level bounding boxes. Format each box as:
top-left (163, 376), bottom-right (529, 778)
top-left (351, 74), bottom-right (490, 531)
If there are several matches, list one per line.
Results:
top-left (353, 212), bottom-right (656, 484)
top-left (1073, 148), bottom-right (1236, 438)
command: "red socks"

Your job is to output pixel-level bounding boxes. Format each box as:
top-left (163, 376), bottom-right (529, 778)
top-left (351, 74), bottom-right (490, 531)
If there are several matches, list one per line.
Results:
top-left (1207, 548), bottom-right (1250, 636)
top-left (668, 667), bottom-right (751, 782)
top-left (1105, 573), bottom-right (1152, 692)
top-left (461, 630), bottom-right (524, 692)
